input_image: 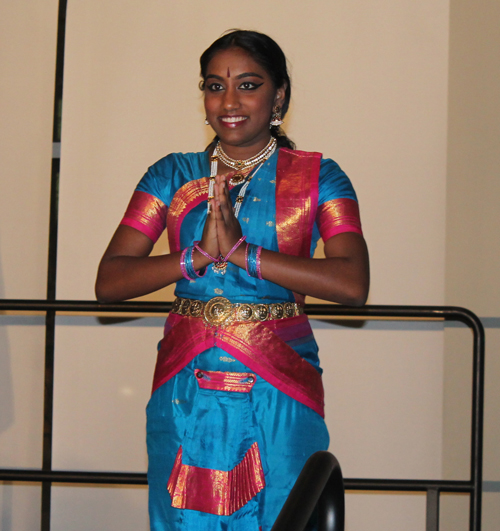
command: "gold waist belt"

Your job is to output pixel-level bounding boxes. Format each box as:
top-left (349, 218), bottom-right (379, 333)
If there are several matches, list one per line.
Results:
top-left (171, 296), bottom-right (304, 327)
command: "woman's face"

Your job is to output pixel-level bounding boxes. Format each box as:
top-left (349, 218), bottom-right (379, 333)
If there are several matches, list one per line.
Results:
top-left (203, 47), bottom-right (285, 156)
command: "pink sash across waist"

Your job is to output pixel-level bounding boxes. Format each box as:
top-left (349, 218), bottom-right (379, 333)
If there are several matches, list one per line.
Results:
top-left (151, 312), bottom-right (325, 417)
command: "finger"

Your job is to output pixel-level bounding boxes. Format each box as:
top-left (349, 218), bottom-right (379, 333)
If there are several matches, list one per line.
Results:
top-left (216, 178), bottom-right (234, 222)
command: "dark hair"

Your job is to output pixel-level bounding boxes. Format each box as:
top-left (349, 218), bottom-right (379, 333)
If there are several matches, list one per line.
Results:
top-left (200, 29), bottom-right (295, 150)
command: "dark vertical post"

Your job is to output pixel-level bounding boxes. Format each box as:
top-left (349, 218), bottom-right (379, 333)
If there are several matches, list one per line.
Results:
top-left (426, 488), bottom-right (440, 531)
top-left (41, 1), bottom-right (68, 530)
top-left (469, 317), bottom-right (485, 531)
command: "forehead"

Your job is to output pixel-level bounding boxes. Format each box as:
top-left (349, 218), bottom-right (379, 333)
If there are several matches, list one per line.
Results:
top-left (206, 47), bottom-right (269, 78)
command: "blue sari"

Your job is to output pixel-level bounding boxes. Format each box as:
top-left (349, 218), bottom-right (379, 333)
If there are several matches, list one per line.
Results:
top-left (121, 148), bottom-right (362, 530)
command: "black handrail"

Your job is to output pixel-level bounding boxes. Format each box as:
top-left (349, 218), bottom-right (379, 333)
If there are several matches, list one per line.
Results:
top-left (0, 300), bottom-right (485, 531)
top-left (271, 451), bottom-right (345, 531)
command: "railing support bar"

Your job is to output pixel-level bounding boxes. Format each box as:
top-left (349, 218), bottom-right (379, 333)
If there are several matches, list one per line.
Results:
top-left (426, 488), bottom-right (440, 531)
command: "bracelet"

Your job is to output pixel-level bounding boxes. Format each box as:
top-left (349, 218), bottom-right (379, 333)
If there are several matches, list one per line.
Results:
top-left (256, 245), bottom-right (263, 280)
top-left (180, 246), bottom-right (206, 281)
top-left (193, 241), bottom-right (218, 262)
top-left (245, 243), bottom-right (263, 279)
top-left (223, 236), bottom-right (247, 262)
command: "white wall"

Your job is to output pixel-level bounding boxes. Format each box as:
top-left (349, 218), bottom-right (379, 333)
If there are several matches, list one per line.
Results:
top-left (0, 2), bottom-right (58, 529)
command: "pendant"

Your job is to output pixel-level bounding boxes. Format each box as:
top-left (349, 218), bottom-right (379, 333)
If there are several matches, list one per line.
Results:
top-left (212, 260), bottom-right (228, 275)
top-left (229, 173), bottom-right (246, 186)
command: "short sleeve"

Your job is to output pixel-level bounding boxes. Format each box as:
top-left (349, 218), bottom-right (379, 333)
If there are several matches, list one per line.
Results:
top-left (119, 155), bottom-right (177, 243)
top-left (316, 158), bottom-right (363, 241)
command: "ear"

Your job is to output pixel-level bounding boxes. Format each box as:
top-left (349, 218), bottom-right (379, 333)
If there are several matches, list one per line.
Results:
top-left (274, 84), bottom-right (287, 106)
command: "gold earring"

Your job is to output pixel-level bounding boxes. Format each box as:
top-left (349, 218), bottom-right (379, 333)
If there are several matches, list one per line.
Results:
top-left (270, 106), bottom-right (283, 127)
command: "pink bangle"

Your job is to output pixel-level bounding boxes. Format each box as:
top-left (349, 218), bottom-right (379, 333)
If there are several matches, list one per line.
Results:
top-left (256, 245), bottom-right (263, 280)
top-left (193, 241), bottom-right (218, 262)
top-left (223, 236), bottom-right (247, 262)
top-left (190, 247), bottom-right (207, 278)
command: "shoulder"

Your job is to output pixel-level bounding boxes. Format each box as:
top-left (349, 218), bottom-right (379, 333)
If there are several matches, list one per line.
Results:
top-left (318, 156), bottom-right (358, 203)
top-left (146, 151), bottom-right (207, 176)
top-left (136, 151), bottom-right (208, 205)
top-left (277, 147), bottom-right (322, 161)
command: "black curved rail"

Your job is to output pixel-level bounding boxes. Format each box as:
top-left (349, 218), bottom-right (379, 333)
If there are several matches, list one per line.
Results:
top-left (271, 451), bottom-right (344, 531)
top-left (0, 300), bottom-right (485, 531)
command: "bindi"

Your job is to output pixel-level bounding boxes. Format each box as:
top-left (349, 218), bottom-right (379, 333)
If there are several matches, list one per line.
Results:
top-left (227, 67), bottom-right (230, 78)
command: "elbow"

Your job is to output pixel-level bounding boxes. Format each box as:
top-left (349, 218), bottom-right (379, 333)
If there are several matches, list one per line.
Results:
top-left (95, 282), bottom-right (110, 304)
top-left (339, 279), bottom-right (370, 307)
top-left (346, 291), bottom-right (368, 307)
top-left (95, 275), bottom-right (118, 304)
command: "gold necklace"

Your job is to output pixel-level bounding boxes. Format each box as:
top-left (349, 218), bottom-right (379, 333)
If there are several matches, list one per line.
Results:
top-left (215, 137), bottom-right (277, 185)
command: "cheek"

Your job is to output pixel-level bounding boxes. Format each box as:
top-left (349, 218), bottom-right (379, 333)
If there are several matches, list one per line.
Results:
top-left (203, 95), bottom-right (217, 114)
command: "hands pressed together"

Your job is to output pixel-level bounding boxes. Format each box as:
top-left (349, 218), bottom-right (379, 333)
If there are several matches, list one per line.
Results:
top-left (193, 174), bottom-right (247, 271)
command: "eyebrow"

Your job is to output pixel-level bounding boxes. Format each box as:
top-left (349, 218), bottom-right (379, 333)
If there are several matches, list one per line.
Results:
top-left (205, 72), bottom-right (265, 81)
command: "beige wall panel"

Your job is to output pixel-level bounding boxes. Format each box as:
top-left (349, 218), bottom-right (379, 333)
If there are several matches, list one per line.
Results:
top-left (482, 330), bottom-right (500, 481)
top-left (0, 318), bottom-right (45, 469)
top-left (57, 0), bottom-right (449, 307)
top-left (445, 1), bottom-right (500, 529)
top-left (345, 492), bottom-right (425, 531)
top-left (51, 485), bottom-right (148, 531)
top-left (446, 0), bottom-right (500, 317)
top-left (442, 328), bottom-right (473, 481)
top-left (52, 317), bottom-right (160, 471)
top-left (0, 484), bottom-right (41, 531)
top-left (482, 493), bottom-right (500, 531)
top-left (440, 493), bottom-right (469, 531)
top-left (316, 323), bottom-right (443, 479)
top-left (0, 0), bottom-right (58, 298)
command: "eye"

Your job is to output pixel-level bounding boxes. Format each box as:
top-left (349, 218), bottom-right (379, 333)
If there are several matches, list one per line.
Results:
top-left (206, 82), bottom-right (224, 92)
top-left (239, 81), bottom-right (264, 91)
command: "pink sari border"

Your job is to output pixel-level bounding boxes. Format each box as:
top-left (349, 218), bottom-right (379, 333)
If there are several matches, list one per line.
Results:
top-left (317, 198), bottom-right (363, 242)
top-left (218, 327), bottom-right (324, 417)
top-left (194, 369), bottom-right (257, 393)
top-left (275, 148), bottom-right (321, 259)
top-left (167, 442), bottom-right (265, 515)
top-left (166, 178), bottom-right (237, 252)
top-left (151, 315), bottom-right (324, 417)
top-left (120, 190), bottom-right (167, 243)
top-left (262, 313), bottom-right (312, 343)
top-left (275, 149), bottom-right (321, 305)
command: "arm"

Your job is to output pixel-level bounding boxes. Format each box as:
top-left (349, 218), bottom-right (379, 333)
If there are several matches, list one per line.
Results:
top-left (213, 175), bottom-right (370, 306)
top-left (95, 212), bottom-right (219, 304)
top-left (230, 232), bottom-right (369, 306)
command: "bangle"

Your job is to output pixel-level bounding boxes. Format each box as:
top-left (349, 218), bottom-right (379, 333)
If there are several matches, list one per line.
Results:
top-left (256, 245), bottom-right (263, 280)
top-left (245, 243), bottom-right (250, 277)
top-left (180, 246), bottom-right (206, 280)
top-left (245, 243), bottom-right (263, 279)
top-left (223, 236), bottom-right (246, 262)
top-left (193, 241), bottom-right (218, 262)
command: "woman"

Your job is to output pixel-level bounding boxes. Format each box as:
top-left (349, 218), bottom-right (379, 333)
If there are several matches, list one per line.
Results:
top-left (96, 30), bottom-right (369, 531)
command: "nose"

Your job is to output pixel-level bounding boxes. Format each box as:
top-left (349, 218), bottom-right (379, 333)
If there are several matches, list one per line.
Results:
top-left (222, 86), bottom-right (240, 111)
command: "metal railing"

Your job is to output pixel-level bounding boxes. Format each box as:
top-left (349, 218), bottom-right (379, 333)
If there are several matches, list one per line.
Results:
top-left (0, 300), bottom-right (485, 531)
top-left (271, 450), bottom-right (345, 531)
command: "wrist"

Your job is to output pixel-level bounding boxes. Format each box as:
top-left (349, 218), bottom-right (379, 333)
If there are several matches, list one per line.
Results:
top-left (227, 244), bottom-right (246, 268)
top-left (223, 235), bottom-right (246, 263)
top-left (192, 246), bottom-right (215, 269)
